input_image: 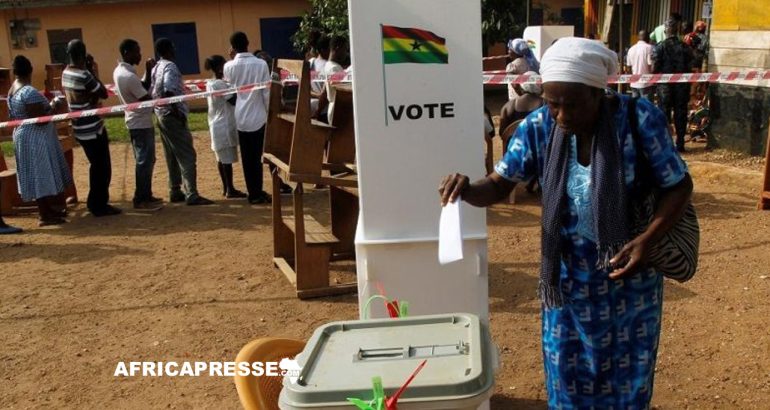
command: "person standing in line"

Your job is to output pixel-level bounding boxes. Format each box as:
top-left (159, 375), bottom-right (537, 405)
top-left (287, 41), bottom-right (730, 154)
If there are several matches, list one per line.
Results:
top-left (204, 55), bottom-right (247, 199)
top-left (653, 19), bottom-right (693, 153)
top-left (151, 38), bottom-right (214, 206)
top-left (626, 30), bottom-right (656, 101)
top-left (8, 55), bottom-right (73, 226)
top-left (113, 38), bottom-right (164, 210)
top-left (223, 31), bottom-right (272, 204)
top-left (62, 40), bottom-right (121, 217)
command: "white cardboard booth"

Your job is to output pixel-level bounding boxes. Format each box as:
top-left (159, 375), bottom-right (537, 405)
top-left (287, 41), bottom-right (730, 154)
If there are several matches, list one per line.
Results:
top-left (522, 25), bottom-right (576, 62)
top-left (348, 0), bottom-right (489, 323)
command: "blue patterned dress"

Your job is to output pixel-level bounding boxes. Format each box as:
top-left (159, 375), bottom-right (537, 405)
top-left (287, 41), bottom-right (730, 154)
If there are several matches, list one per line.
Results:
top-left (9, 85), bottom-right (72, 202)
top-left (495, 95), bottom-right (688, 409)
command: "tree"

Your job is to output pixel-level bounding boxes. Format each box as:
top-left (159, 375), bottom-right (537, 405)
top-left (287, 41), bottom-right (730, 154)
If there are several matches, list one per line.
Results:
top-left (292, 0), bottom-right (349, 54)
top-left (293, 0), bottom-right (529, 54)
top-left (481, 0), bottom-right (528, 48)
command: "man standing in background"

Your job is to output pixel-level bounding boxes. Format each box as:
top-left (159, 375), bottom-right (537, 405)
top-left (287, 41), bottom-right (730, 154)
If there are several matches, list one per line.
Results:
top-left (224, 31), bottom-right (272, 205)
top-left (151, 38), bottom-right (213, 206)
top-left (62, 39), bottom-right (121, 217)
top-left (626, 30), bottom-right (655, 100)
top-left (653, 19), bottom-right (693, 153)
top-left (113, 38), bottom-right (163, 210)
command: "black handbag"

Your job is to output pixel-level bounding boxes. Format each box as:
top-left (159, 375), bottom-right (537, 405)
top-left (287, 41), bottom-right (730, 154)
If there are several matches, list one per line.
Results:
top-left (627, 97), bottom-right (700, 282)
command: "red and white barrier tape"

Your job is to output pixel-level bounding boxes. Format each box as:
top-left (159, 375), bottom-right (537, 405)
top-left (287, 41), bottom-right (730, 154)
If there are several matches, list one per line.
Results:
top-left (104, 71), bottom-right (352, 95)
top-left (3, 69), bottom-right (768, 130)
top-left (0, 81), bottom-right (270, 130)
top-left (482, 70), bottom-right (770, 85)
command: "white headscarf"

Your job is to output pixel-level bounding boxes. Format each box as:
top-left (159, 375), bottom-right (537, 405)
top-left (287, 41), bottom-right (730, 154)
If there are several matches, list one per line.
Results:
top-left (539, 37), bottom-right (618, 89)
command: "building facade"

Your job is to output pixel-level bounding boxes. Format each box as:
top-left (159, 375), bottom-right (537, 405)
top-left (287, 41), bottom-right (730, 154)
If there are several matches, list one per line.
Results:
top-left (1, 0), bottom-right (309, 88)
top-left (708, 0), bottom-right (770, 155)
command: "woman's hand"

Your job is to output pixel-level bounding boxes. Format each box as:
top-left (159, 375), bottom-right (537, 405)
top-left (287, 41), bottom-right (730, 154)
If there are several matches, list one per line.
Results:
top-left (438, 173), bottom-right (469, 206)
top-left (609, 235), bottom-right (652, 279)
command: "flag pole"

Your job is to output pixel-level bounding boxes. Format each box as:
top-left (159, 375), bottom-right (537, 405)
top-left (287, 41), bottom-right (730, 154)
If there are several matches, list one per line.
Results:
top-left (381, 24), bottom-right (390, 126)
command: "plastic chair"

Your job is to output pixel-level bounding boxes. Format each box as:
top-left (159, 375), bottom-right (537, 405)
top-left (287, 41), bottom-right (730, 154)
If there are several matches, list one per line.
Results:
top-left (233, 337), bottom-right (306, 410)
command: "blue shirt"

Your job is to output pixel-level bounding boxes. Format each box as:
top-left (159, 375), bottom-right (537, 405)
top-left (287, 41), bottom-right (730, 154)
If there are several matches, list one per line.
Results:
top-left (495, 95), bottom-right (687, 191)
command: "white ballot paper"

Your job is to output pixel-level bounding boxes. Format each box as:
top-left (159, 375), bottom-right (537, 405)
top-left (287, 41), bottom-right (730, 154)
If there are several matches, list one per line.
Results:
top-left (439, 200), bottom-right (464, 265)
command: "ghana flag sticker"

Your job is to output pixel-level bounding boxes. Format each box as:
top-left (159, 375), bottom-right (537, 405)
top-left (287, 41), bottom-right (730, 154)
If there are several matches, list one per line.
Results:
top-left (381, 25), bottom-right (448, 64)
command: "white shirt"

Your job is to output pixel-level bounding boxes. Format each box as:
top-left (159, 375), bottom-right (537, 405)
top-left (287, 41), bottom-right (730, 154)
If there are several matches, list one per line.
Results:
top-left (626, 41), bottom-right (654, 89)
top-left (113, 62), bottom-right (154, 129)
top-left (223, 53), bottom-right (270, 132)
top-left (206, 79), bottom-right (238, 152)
top-left (323, 61), bottom-right (345, 125)
top-left (309, 56), bottom-right (328, 95)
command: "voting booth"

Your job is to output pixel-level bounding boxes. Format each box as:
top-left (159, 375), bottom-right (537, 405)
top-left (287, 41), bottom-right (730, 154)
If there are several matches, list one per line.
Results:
top-left (522, 25), bottom-right (575, 62)
top-left (348, 0), bottom-right (489, 323)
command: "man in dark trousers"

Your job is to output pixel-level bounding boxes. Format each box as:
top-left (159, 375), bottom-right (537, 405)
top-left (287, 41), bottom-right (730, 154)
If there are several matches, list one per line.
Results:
top-left (62, 39), bottom-right (121, 216)
top-left (223, 32), bottom-right (272, 205)
top-left (653, 18), bottom-right (692, 153)
top-left (150, 38), bottom-right (213, 206)
top-left (113, 38), bottom-right (163, 210)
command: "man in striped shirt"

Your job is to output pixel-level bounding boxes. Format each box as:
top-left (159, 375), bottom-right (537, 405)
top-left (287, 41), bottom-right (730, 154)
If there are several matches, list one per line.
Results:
top-left (62, 39), bottom-right (121, 217)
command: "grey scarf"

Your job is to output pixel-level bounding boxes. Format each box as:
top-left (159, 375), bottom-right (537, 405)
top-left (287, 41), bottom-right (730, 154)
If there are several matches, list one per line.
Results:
top-left (538, 99), bottom-right (629, 308)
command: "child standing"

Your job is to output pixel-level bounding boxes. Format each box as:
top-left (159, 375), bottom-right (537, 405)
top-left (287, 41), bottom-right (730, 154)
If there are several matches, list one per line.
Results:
top-left (205, 55), bottom-right (246, 198)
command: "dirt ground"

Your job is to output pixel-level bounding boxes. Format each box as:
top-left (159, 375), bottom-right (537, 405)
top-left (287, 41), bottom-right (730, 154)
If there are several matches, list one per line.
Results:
top-left (1, 128), bottom-right (769, 409)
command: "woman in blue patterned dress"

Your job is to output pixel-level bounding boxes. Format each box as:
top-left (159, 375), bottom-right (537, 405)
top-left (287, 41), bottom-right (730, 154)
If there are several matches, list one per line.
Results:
top-left (7, 55), bottom-right (72, 226)
top-left (439, 38), bottom-right (693, 409)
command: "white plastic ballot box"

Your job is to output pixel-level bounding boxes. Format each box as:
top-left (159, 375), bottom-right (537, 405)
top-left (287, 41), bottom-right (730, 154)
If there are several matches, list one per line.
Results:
top-left (278, 314), bottom-right (497, 410)
top-left (347, 0), bottom-right (489, 324)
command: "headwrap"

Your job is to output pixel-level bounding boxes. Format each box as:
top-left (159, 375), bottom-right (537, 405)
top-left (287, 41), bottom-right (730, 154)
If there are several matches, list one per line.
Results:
top-left (539, 37), bottom-right (618, 90)
top-left (508, 38), bottom-right (540, 73)
top-left (520, 71), bottom-right (542, 95)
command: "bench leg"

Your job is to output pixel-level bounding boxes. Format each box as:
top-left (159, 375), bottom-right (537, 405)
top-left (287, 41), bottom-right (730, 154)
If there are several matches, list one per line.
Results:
top-left (272, 170), bottom-right (294, 260)
top-left (63, 149), bottom-right (78, 204)
top-left (295, 245), bottom-right (332, 292)
top-left (1, 176), bottom-right (16, 216)
top-left (330, 186), bottom-right (358, 257)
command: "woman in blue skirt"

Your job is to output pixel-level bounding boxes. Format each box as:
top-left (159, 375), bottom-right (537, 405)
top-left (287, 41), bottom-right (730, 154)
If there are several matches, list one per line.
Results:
top-left (7, 55), bottom-right (72, 226)
top-left (439, 38), bottom-right (693, 409)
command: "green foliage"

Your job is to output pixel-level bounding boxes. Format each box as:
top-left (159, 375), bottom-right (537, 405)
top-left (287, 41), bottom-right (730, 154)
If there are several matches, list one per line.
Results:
top-left (293, 0), bottom-right (529, 53)
top-left (481, 0), bottom-right (528, 47)
top-left (292, 0), bottom-right (350, 54)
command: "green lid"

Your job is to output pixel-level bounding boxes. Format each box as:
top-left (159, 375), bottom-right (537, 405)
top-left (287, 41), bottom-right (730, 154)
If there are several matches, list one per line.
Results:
top-left (280, 313), bottom-right (495, 408)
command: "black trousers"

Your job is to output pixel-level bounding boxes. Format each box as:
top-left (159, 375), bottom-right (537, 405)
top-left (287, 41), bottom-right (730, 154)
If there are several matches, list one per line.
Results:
top-left (238, 126), bottom-right (266, 200)
top-left (657, 84), bottom-right (689, 149)
top-left (78, 130), bottom-right (112, 212)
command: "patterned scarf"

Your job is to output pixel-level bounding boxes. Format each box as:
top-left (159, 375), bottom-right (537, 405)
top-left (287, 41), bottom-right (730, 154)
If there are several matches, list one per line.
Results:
top-left (539, 99), bottom-right (629, 308)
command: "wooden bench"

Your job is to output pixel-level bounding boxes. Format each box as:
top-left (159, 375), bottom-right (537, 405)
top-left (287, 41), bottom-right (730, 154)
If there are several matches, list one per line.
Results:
top-left (0, 154), bottom-right (20, 215)
top-left (263, 59), bottom-right (357, 299)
